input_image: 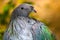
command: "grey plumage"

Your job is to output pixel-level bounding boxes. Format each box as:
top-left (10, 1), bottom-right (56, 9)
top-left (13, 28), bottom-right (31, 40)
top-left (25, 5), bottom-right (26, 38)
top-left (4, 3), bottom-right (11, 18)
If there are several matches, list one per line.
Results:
top-left (3, 3), bottom-right (56, 40)
top-left (11, 3), bottom-right (34, 20)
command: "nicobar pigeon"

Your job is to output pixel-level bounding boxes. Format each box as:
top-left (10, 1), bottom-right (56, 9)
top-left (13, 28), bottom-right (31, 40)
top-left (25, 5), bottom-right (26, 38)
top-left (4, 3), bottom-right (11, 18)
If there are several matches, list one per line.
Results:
top-left (3, 3), bottom-right (56, 40)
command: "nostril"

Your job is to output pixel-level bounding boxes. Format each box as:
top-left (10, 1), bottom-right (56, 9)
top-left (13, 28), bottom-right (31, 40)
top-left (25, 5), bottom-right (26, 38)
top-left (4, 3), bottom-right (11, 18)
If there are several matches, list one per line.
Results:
top-left (30, 6), bottom-right (33, 10)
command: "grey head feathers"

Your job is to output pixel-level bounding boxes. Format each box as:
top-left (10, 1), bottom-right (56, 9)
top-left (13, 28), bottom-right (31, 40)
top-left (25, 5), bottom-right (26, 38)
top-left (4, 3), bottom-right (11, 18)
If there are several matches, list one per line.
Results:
top-left (11, 3), bottom-right (36, 21)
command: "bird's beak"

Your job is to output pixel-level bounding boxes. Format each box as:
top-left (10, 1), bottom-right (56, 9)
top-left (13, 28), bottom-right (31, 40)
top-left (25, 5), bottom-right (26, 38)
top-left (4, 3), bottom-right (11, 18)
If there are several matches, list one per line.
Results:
top-left (29, 9), bottom-right (37, 18)
top-left (33, 9), bottom-right (37, 13)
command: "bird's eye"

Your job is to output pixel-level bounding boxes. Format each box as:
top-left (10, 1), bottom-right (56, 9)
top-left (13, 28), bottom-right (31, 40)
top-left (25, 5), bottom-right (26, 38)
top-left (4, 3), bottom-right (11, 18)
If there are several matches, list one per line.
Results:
top-left (21, 7), bottom-right (24, 10)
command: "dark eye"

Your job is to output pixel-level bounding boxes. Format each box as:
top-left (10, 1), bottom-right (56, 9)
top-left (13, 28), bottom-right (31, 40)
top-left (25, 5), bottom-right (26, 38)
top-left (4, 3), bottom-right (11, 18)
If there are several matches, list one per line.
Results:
top-left (21, 7), bottom-right (24, 10)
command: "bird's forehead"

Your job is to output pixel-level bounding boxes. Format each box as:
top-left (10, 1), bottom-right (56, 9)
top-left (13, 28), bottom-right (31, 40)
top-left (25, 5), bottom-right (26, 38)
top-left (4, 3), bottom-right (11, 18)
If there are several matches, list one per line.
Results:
top-left (20, 3), bottom-right (32, 8)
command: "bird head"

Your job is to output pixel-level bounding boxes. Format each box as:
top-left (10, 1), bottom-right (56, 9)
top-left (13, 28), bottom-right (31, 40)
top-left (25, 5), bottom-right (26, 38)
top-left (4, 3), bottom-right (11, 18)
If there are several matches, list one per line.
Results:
top-left (11, 3), bottom-right (36, 20)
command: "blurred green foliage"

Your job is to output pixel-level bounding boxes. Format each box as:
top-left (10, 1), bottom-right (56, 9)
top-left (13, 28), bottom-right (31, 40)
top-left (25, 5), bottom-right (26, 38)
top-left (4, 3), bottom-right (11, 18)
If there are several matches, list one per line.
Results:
top-left (23, 2), bottom-right (34, 4)
top-left (0, 32), bottom-right (4, 40)
top-left (0, 0), bottom-right (15, 40)
top-left (0, 0), bottom-right (15, 25)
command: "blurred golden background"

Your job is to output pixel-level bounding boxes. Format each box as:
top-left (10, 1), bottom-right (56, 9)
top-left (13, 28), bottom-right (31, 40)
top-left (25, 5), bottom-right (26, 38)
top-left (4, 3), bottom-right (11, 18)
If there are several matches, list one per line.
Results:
top-left (0, 0), bottom-right (60, 40)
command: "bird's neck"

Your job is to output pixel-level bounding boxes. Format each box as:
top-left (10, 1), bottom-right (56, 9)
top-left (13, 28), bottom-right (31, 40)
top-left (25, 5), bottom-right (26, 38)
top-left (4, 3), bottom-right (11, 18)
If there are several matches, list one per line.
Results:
top-left (11, 15), bottom-right (30, 21)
